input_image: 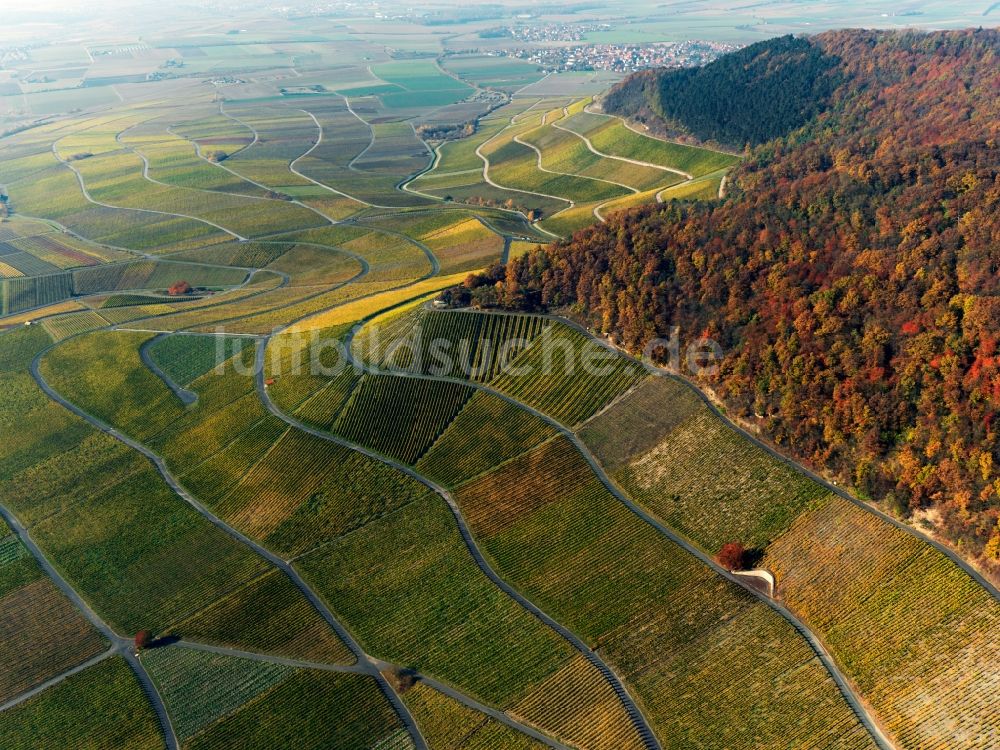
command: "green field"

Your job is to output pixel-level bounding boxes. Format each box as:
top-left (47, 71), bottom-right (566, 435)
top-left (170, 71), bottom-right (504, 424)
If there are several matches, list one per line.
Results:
top-left (1, 17), bottom-right (994, 750)
top-left (453, 436), bottom-right (877, 749)
top-left (582, 375), bottom-right (1000, 750)
top-left (0, 656), bottom-right (165, 750)
top-left (297, 491), bottom-right (645, 750)
top-left (559, 111), bottom-right (740, 176)
top-left (442, 55), bottom-right (546, 92)
top-left (145, 646), bottom-right (407, 750)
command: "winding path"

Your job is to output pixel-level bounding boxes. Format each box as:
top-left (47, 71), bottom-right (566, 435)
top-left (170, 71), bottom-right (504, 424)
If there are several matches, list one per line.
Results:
top-left (538, 311), bottom-right (1000, 604)
top-left (0, 647), bottom-right (117, 713)
top-left (52, 141), bottom-right (246, 242)
top-left (350, 307), bottom-right (899, 750)
top-left (0, 504), bottom-right (180, 750)
top-left (551, 116), bottom-right (693, 180)
top-left (255, 313), bottom-right (661, 750)
top-left (514, 131), bottom-right (637, 197)
top-left (26, 343), bottom-right (429, 750)
top-left (171, 642), bottom-right (570, 750)
top-left (139, 334), bottom-right (197, 405)
top-left (474, 135), bottom-right (565, 240)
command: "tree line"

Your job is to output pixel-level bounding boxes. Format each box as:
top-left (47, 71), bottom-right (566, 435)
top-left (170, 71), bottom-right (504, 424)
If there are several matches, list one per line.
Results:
top-left (452, 28), bottom-right (1000, 577)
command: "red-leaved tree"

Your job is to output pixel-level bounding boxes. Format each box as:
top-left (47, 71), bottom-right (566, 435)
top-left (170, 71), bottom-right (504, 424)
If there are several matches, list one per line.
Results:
top-left (718, 542), bottom-right (748, 571)
top-left (135, 630), bottom-right (152, 652)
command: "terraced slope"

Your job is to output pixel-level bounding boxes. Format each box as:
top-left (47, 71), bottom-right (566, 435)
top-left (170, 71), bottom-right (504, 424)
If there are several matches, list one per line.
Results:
top-left (0, 657), bottom-right (165, 750)
top-left (145, 646), bottom-right (409, 750)
top-left (1, 59), bottom-right (994, 750)
top-left (580, 352), bottom-right (1000, 750)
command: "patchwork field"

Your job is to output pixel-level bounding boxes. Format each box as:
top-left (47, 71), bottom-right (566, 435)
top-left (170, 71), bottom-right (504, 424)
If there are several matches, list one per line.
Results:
top-left (145, 646), bottom-right (407, 750)
top-left (2, 20), bottom-right (995, 750)
top-left (0, 657), bottom-right (165, 750)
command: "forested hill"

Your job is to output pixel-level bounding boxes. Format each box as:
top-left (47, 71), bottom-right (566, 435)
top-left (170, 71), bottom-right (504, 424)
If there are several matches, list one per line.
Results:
top-left (602, 34), bottom-right (842, 148)
top-left (460, 28), bottom-right (1000, 579)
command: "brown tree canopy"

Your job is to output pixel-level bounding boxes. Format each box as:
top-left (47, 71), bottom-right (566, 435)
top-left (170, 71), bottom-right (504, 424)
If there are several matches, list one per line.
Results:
top-left (718, 542), bottom-right (749, 571)
top-left (461, 29), bottom-right (1000, 577)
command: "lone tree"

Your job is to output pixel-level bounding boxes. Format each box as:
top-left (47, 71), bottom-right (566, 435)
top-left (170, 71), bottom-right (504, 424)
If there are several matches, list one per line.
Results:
top-left (718, 541), bottom-right (748, 571)
top-left (135, 630), bottom-right (152, 652)
top-left (168, 280), bottom-right (192, 296)
top-left (386, 667), bottom-right (418, 694)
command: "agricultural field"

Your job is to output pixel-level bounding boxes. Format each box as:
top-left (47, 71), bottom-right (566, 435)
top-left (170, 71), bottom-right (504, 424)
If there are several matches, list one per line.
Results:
top-left (168, 569), bottom-right (353, 663)
top-left (297, 491), bottom-right (646, 750)
top-left (452, 436), bottom-right (878, 749)
top-left (581, 357), bottom-right (1000, 750)
top-left (442, 55), bottom-right (546, 92)
top-left (0, 656), bottom-right (165, 750)
top-left (557, 111), bottom-right (740, 177)
top-left (146, 333), bottom-right (250, 387)
top-left (3, 13), bottom-right (996, 750)
top-left (402, 682), bottom-right (547, 749)
top-left (762, 496), bottom-right (1000, 749)
top-left (415, 391), bottom-right (559, 486)
top-left (371, 60), bottom-right (474, 109)
top-left (356, 307), bottom-right (550, 381)
top-left (367, 211), bottom-right (506, 275)
top-left (145, 646), bottom-right (407, 750)
top-left (489, 320), bottom-right (648, 426)
top-left (583, 375), bottom-right (830, 550)
top-left (0, 540), bottom-right (108, 705)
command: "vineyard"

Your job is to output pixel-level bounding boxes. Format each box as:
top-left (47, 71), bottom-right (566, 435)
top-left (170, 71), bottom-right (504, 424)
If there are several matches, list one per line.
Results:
top-left (585, 376), bottom-right (829, 550)
top-left (578, 368), bottom-right (1000, 750)
top-left (489, 322), bottom-right (648, 426)
top-left (2, 25), bottom-right (997, 750)
top-left (332, 374), bottom-right (474, 463)
top-left (556, 111), bottom-right (740, 177)
top-left (146, 646), bottom-right (293, 742)
top-left (73, 260), bottom-right (248, 295)
top-left (763, 494), bottom-right (1000, 750)
top-left (0, 273), bottom-right (73, 315)
top-left (41, 309), bottom-right (108, 341)
top-left (28, 466), bottom-right (269, 633)
top-left (402, 682), bottom-right (546, 750)
top-left (579, 376), bottom-right (702, 472)
top-left (168, 569), bottom-right (353, 664)
top-left (0, 546), bottom-right (107, 705)
top-left (264, 323), bottom-right (356, 416)
top-left (453, 437), bottom-right (878, 749)
top-left (296, 491), bottom-right (645, 749)
top-left (40, 330), bottom-right (190, 441)
top-left (360, 309), bottom-right (551, 382)
top-left (147, 333), bottom-right (250, 388)
top-left (415, 392), bottom-right (559, 487)
top-left (214, 427), bottom-right (429, 557)
top-left (0, 656), bottom-right (165, 750)
top-left (183, 668), bottom-right (407, 750)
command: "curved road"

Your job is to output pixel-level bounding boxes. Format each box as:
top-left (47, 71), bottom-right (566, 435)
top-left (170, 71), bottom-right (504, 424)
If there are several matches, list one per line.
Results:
top-left (254, 332), bottom-right (662, 750)
top-left (139, 334), bottom-right (197, 405)
top-left (539, 311), bottom-right (1000, 604)
top-left (473, 114), bottom-right (567, 241)
top-left (27, 344), bottom-right (429, 750)
top-left (551, 117), bottom-right (692, 180)
top-left (52, 141), bottom-right (246, 242)
top-left (0, 503), bottom-right (180, 750)
top-left (349, 308), bottom-right (899, 750)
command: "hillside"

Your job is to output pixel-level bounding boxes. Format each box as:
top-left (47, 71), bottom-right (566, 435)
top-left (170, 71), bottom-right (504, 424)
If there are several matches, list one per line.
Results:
top-left (458, 28), bottom-right (1000, 580)
top-left (602, 34), bottom-right (842, 148)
